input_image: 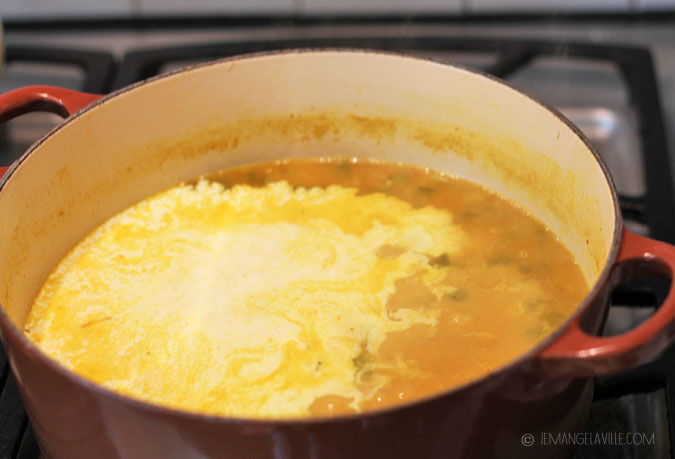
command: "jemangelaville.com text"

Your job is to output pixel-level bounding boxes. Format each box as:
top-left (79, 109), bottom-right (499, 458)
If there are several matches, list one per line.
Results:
top-left (540, 432), bottom-right (654, 446)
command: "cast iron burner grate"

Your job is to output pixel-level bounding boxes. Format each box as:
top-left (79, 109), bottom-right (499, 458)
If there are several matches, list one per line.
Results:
top-left (1, 36), bottom-right (673, 459)
top-left (5, 45), bottom-right (116, 95)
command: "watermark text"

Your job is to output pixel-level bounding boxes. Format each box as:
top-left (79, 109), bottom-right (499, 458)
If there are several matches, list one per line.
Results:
top-left (521, 432), bottom-right (654, 447)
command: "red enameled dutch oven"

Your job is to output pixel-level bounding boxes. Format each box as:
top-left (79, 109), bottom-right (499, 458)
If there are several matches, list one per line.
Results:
top-left (1, 51), bottom-right (675, 459)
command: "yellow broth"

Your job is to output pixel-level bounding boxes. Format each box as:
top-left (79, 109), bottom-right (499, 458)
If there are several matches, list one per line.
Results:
top-left (24, 157), bottom-right (588, 418)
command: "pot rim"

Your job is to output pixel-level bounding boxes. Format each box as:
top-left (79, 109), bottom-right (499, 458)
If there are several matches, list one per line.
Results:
top-left (0, 48), bottom-right (623, 425)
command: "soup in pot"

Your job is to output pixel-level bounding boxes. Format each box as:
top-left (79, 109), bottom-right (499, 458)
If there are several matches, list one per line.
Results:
top-left (24, 157), bottom-right (588, 418)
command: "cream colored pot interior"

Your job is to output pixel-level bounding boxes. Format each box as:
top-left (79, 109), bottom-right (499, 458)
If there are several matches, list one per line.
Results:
top-left (0, 51), bottom-right (616, 329)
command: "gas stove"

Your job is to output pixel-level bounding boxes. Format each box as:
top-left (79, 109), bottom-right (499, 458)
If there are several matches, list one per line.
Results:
top-left (1, 18), bottom-right (674, 459)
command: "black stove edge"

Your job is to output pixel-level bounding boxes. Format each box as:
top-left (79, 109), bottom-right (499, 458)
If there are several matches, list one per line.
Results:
top-left (5, 12), bottom-right (675, 32)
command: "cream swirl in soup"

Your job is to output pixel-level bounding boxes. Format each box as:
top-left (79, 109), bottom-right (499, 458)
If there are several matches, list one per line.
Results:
top-left (25, 158), bottom-right (588, 418)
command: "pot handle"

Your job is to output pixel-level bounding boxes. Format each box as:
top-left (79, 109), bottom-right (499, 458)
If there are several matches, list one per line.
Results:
top-left (538, 228), bottom-right (675, 376)
top-left (0, 86), bottom-right (102, 180)
top-left (0, 85), bottom-right (101, 123)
